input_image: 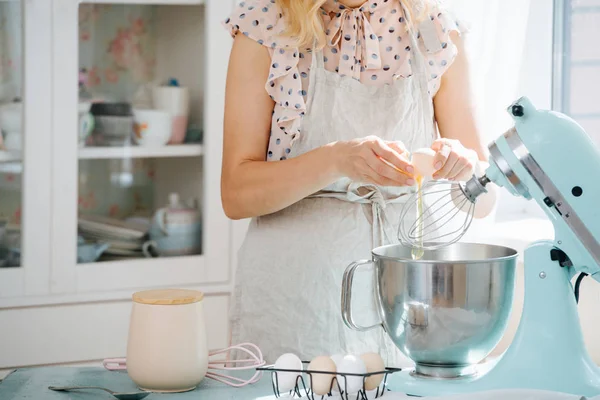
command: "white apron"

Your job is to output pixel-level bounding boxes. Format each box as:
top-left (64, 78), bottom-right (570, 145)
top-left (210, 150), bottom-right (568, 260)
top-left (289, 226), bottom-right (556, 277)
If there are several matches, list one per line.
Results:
top-left (230, 12), bottom-right (439, 366)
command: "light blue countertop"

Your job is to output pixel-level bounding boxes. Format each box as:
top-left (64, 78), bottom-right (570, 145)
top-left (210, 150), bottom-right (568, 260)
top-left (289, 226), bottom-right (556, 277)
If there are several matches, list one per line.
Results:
top-left (0, 367), bottom-right (276, 399)
top-left (2, 366), bottom-right (596, 400)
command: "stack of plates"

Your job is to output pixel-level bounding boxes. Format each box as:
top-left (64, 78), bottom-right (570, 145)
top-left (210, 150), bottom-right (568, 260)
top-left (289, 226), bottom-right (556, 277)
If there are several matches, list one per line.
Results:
top-left (78, 214), bottom-right (150, 259)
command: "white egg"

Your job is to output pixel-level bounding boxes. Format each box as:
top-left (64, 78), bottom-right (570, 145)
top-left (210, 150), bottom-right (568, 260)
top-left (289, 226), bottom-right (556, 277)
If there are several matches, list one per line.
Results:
top-left (360, 353), bottom-right (385, 391)
top-left (274, 353), bottom-right (303, 392)
top-left (337, 355), bottom-right (367, 394)
top-left (330, 354), bottom-right (345, 392)
top-left (307, 356), bottom-right (336, 395)
top-left (411, 148), bottom-right (437, 179)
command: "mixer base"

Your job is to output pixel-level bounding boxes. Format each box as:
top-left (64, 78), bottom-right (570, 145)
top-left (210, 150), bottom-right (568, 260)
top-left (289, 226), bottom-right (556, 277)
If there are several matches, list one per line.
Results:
top-left (388, 242), bottom-right (600, 397)
top-left (412, 363), bottom-right (477, 379)
top-left (388, 355), bottom-right (600, 397)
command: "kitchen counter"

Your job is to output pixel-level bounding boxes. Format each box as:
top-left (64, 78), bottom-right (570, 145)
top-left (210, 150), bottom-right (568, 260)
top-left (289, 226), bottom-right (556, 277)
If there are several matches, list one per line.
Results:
top-left (2, 366), bottom-right (596, 400)
top-left (0, 367), bottom-right (276, 399)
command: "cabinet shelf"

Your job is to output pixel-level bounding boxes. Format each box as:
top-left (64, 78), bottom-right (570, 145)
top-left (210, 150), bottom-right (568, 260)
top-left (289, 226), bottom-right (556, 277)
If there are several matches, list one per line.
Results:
top-left (78, 144), bottom-right (203, 160)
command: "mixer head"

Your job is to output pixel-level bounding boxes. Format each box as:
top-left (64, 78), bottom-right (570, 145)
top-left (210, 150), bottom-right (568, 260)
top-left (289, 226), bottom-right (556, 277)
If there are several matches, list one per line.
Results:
top-left (399, 96), bottom-right (600, 278)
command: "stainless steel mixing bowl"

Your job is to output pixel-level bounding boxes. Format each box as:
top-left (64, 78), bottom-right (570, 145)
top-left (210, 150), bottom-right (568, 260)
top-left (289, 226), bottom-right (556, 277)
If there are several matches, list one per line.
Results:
top-left (342, 243), bottom-right (517, 378)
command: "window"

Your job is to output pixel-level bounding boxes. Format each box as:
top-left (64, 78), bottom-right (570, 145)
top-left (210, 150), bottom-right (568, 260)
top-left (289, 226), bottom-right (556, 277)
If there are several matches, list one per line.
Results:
top-left (555, 0), bottom-right (600, 146)
top-left (487, 0), bottom-right (599, 222)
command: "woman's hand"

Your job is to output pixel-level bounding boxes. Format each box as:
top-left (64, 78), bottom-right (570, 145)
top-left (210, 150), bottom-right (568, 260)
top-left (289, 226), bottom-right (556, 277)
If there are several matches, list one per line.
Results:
top-left (332, 136), bottom-right (415, 187)
top-left (431, 138), bottom-right (478, 182)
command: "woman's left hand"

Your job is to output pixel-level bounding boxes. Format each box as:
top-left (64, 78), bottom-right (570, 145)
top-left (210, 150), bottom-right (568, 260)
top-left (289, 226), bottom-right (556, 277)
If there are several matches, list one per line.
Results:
top-left (431, 138), bottom-right (479, 181)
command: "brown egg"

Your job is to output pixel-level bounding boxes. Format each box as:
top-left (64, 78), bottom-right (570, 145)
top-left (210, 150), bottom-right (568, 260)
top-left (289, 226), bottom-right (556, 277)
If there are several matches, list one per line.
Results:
top-left (360, 353), bottom-right (385, 391)
top-left (307, 356), bottom-right (337, 395)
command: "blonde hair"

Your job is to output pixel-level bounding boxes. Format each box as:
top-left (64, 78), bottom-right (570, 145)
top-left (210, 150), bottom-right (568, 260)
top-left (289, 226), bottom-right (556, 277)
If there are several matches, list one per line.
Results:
top-left (276, 0), bottom-right (429, 49)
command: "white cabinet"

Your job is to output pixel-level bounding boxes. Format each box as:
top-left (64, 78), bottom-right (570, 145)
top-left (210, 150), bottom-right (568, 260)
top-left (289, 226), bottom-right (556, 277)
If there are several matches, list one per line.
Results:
top-left (0, 0), bottom-right (236, 368)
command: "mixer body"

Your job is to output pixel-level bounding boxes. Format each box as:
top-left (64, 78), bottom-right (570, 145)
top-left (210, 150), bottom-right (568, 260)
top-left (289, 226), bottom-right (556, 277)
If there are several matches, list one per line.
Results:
top-left (387, 97), bottom-right (600, 396)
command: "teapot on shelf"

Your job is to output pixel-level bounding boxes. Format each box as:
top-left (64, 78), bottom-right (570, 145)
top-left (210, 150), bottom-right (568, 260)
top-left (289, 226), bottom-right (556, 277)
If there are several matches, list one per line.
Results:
top-left (144, 193), bottom-right (202, 257)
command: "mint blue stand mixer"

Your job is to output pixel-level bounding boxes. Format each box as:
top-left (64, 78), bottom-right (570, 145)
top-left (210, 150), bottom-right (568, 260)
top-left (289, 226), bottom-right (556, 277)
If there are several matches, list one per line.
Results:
top-left (344, 97), bottom-right (600, 397)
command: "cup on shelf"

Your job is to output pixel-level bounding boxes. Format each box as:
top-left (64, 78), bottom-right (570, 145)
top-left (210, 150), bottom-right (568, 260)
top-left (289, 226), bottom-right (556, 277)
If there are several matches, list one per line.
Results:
top-left (132, 109), bottom-right (172, 147)
top-left (152, 86), bottom-right (189, 144)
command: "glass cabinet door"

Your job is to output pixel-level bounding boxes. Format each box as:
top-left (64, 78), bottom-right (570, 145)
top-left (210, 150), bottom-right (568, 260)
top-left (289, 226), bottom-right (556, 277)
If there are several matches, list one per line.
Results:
top-left (0, 0), bottom-right (52, 299)
top-left (51, 0), bottom-right (232, 294)
top-left (76, 3), bottom-right (204, 264)
top-left (0, 0), bottom-right (23, 270)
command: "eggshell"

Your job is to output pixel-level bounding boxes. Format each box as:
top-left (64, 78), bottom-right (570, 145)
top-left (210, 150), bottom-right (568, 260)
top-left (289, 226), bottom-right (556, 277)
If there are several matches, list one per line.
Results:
top-left (330, 354), bottom-right (344, 392)
top-left (307, 356), bottom-right (336, 395)
top-left (337, 355), bottom-right (367, 394)
top-left (411, 148), bottom-right (437, 179)
top-left (360, 353), bottom-right (385, 391)
top-left (274, 353), bottom-right (303, 392)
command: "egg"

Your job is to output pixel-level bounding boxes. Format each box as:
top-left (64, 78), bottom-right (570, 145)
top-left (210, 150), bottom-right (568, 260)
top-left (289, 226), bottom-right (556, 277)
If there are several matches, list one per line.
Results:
top-left (360, 353), bottom-right (385, 391)
top-left (330, 354), bottom-right (345, 392)
top-left (274, 353), bottom-right (303, 392)
top-left (337, 355), bottom-right (367, 394)
top-left (307, 356), bottom-right (336, 395)
top-left (411, 148), bottom-right (437, 179)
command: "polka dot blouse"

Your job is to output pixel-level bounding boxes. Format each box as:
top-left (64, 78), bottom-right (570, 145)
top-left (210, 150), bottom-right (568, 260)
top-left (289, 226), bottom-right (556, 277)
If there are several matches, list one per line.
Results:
top-left (224, 0), bottom-right (465, 161)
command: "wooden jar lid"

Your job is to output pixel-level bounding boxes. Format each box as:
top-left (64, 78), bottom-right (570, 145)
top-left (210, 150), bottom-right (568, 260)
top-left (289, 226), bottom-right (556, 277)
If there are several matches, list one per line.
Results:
top-left (133, 289), bottom-right (204, 305)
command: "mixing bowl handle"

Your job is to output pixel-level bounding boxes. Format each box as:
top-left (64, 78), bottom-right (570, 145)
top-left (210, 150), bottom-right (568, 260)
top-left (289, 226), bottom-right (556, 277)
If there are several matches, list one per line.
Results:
top-left (341, 260), bottom-right (382, 332)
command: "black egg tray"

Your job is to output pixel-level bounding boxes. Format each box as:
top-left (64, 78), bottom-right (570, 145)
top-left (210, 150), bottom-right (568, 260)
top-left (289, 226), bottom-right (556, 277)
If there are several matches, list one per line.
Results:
top-left (257, 361), bottom-right (401, 400)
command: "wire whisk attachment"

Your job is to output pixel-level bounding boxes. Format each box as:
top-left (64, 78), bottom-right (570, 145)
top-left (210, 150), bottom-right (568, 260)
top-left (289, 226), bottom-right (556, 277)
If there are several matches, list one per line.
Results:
top-left (398, 178), bottom-right (486, 251)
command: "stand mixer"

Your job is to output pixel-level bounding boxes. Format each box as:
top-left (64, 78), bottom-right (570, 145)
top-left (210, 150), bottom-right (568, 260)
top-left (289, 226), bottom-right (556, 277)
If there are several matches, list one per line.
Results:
top-left (343, 97), bottom-right (600, 397)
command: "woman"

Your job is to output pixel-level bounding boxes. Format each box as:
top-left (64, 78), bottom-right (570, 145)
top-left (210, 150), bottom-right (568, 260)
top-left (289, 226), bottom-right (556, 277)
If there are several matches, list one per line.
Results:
top-left (222, 0), bottom-right (495, 365)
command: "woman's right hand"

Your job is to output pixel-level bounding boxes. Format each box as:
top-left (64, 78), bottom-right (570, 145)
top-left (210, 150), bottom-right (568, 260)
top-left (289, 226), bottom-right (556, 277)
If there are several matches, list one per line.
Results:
top-left (331, 136), bottom-right (415, 187)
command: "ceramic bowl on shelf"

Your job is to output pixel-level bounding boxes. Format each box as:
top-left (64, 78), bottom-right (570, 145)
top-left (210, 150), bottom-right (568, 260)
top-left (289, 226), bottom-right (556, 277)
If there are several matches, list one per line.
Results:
top-left (91, 115), bottom-right (134, 146)
top-left (90, 102), bottom-right (132, 117)
top-left (132, 109), bottom-right (171, 147)
top-left (89, 102), bottom-right (134, 147)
